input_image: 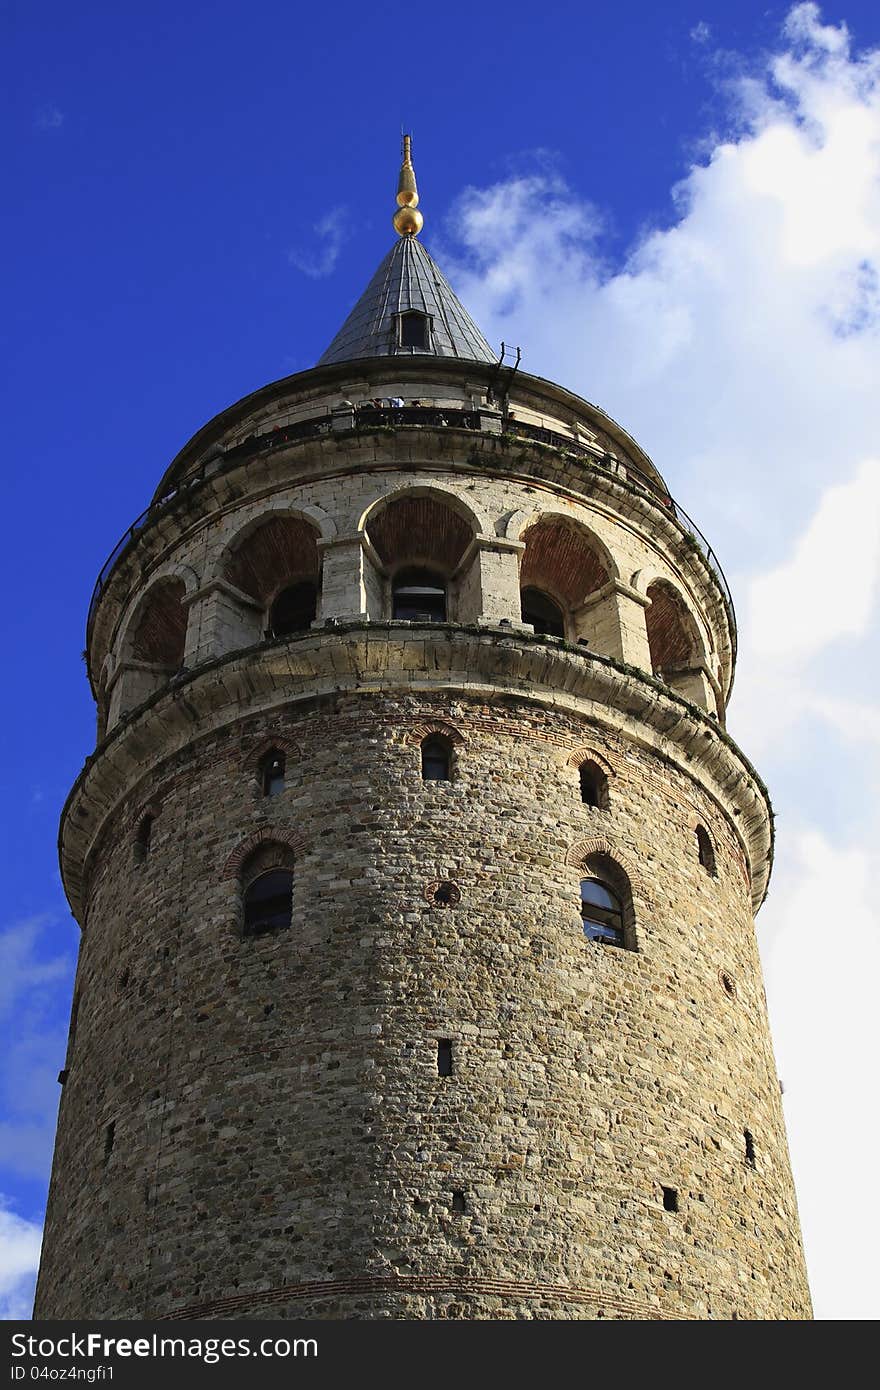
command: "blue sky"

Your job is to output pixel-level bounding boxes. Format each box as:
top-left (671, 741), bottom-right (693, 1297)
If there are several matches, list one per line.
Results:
top-left (3, 1), bottom-right (879, 1319)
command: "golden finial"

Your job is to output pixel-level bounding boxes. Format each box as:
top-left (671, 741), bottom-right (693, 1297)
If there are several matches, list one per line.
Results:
top-left (393, 134), bottom-right (424, 237)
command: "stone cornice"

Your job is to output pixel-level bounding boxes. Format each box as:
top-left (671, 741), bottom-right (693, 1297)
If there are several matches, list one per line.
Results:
top-left (60, 624), bottom-right (772, 925)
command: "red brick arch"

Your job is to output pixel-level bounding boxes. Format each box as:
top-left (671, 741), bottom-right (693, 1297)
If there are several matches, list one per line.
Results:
top-left (223, 826), bottom-right (310, 879)
top-left (403, 721), bottom-right (467, 747)
top-left (564, 745), bottom-right (615, 774)
top-left (564, 835), bottom-right (645, 903)
top-left (246, 735), bottom-right (302, 771)
top-left (128, 801), bottom-right (162, 835)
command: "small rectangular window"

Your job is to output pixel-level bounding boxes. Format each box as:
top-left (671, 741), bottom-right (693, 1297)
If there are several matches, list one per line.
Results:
top-left (104, 1120), bottom-right (116, 1159)
top-left (452, 1190), bottom-right (467, 1213)
top-left (744, 1129), bottom-right (756, 1168)
top-left (437, 1039), bottom-right (453, 1076)
top-left (399, 312), bottom-right (429, 349)
top-left (662, 1185), bottom-right (679, 1212)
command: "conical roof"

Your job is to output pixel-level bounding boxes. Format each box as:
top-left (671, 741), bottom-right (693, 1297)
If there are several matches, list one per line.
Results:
top-left (317, 235), bottom-right (497, 367)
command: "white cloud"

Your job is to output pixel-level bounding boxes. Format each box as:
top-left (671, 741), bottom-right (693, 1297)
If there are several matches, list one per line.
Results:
top-left (288, 208), bottom-right (349, 279)
top-left (0, 1199), bottom-right (42, 1320)
top-left (442, 4), bottom-right (880, 1318)
top-left (0, 917), bottom-right (69, 1018)
top-left (748, 458), bottom-right (880, 660)
top-left (759, 829), bottom-right (880, 1321)
top-left (0, 918), bottom-right (73, 1181)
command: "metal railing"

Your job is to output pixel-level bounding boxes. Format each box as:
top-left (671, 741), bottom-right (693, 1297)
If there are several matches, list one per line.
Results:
top-left (86, 405), bottom-right (735, 660)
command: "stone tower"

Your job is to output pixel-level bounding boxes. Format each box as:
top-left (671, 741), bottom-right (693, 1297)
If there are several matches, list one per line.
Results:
top-left (36, 141), bottom-right (811, 1320)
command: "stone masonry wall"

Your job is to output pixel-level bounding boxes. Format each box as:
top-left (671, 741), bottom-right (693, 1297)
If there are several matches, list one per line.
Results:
top-left (36, 692), bottom-right (811, 1320)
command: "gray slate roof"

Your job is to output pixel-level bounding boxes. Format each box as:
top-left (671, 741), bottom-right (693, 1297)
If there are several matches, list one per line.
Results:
top-left (317, 235), bottom-right (497, 367)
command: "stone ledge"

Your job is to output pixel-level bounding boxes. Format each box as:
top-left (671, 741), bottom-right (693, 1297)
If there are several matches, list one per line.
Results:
top-left (59, 624), bottom-right (773, 924)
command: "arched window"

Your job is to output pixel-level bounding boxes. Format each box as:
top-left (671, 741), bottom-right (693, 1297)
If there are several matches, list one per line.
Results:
top-left (580, 878), bottom-right (625, 948)
top-left (133, 814), bottom-right (153, 866)
top-left (645, 581), bottom-right (700, 676)
top-left (269, 581), bottom-right (317, 637)
top-left (421, 736), bottom-right (451, 781)
top-left (392, 567), bottom-right (447, 622)
top-left (260, 749), bottom-right (285, 797)
top-left (243, 870), bottom-right (293, 936)
top-left (578, 760), bottom-right (608, 809)
top-left (521, 587), bottom-right (565, 638)
top-left (696, 825), bottom-right (716, 876)
top-left (130, 579), bottom-right (187, 671)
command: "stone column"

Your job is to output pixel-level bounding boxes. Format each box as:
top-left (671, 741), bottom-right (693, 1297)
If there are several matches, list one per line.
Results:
top-left (183, 579), bottom-right (263, 666)
top-left (455, 535), bottom-right (525, 626)
top-left (318, 532), bottom-right (385, 621)
top-left (105, 661), bottom-right (172, 729)
top-left (662, 663), bottom-right (718, 716)
top-left (574, 579), bottom-right (652, 670)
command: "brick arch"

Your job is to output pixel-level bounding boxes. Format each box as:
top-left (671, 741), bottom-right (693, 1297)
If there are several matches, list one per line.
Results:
top-left (631, 569), bottom-right (710, 667)
top-left (564, 836), bottom-right (645, 902)
top-left (357, 482), bottom-right (487, 542)
top-left (246, 735), bottom-right (302, 771)
top-left (223, 826), bottom-right (310, 880)
top-left (565, 745), bottom-right (615, 774)
top-left (505, 507), bottom-right (620, 586)
top-left (218, 512), bottom-right (323, 606)
top-left (207, 502), bottom-right (335, 582)
top-left (128, 800), bottom-right (162, 836)
top-left (120, 574), bottom-right (191, 668)
top-left (403, 721), bottom-right (467, 747)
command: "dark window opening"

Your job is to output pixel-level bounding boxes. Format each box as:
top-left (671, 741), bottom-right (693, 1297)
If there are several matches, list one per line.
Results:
top-left (579, 761), bottom-right (607, 808)
top-left (269, 581), bottom-right (317, 637)
top-left (438, 1039), bottom-right (453, 1076)
top-left (104, 1121), bottom-right (116, 1159)
top-left (433, 881), bottom-right (459, 906)
top-left (662, 1186), bottom-right (679, 1213)
top-left (261, 750), bottom-right (285, 797)
top-left (580, 877), bottom-right (625, 948)
top-left (133, 814), bottom-right (153, 866)
top-left (243, 870), bottom-right (293, 936)
top-left (452, 1190), bottom-right (467, 1213)
top-left (392, 567), bottom-right (447, 622)
top-left (421, 736), bottom-right (451, 781)
top-left (521, 586), bottom-right (565, 638)
top-left (696, 824), bottom-right (717, 876)
top-left (65, 988), bottom-right (81, 1070)
top-left (744, 1129), bottom-right (756, 1168)
top-left (399, 311), bottom-right (430, 349)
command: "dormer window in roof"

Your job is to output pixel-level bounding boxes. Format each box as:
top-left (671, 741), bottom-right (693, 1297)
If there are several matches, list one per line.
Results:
top-left (397, 310), bottom-right (432, 352)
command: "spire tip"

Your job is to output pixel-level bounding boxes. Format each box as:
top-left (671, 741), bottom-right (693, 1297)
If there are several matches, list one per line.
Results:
top-left (394, 133), bottom-right (423, 237)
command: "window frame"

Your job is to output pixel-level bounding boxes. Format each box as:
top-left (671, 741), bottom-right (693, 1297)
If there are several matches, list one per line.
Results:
top-left (578, 760), bottom-right (609, 809)
top-left (520, 585), bottom-right (566, 638)
top-left (260, 749), bottom-right (286, 798)
top-left (396, 310), bottom-right (433, 351)
top-left (242, 868), bottom-right (293, 937)
top-left (696, 824), bottom-right (717, 877)
top-left (580, 876), bottom-right (626, 948)
top-left (421, 735), bottom-right (452, 782)
top-left (391, 566), bottom-right (448, 623)
top-left (268, 580), bottom-right (318, 638)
